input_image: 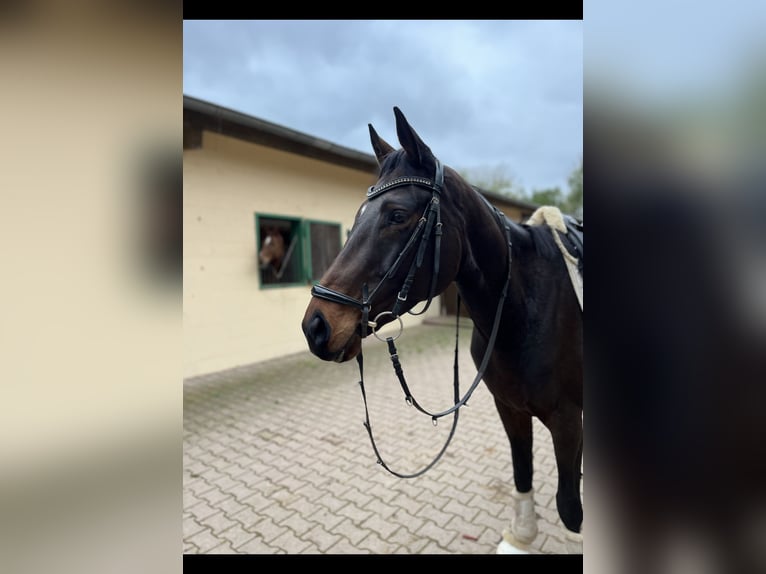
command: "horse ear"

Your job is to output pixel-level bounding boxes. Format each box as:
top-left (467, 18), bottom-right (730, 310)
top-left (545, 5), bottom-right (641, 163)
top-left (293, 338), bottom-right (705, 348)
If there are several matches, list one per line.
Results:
top-left (368, 124), bottom-right (395, 164)
top-left (393, 106), bottom-right (435, 169)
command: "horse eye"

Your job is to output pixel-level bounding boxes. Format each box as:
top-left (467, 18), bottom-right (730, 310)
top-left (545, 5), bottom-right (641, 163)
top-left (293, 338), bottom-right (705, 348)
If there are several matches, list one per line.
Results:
top-left (388, 210), bottom-right (407, 225)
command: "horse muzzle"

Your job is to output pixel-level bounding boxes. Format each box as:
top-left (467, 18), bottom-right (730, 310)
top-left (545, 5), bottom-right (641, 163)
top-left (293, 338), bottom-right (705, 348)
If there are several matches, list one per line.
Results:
top-left (301, 308), bottom-right (361, 363)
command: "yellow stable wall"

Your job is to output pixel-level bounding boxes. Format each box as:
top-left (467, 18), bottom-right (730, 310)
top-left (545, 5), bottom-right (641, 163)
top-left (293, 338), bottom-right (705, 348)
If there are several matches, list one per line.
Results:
top-left (183, 131), bottom-right (441, 378)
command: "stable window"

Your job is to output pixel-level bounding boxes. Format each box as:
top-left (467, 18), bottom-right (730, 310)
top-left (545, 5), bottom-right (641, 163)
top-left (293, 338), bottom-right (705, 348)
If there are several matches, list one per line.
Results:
top-left (255, 214), bottom-right (342, 288)
top-left (307, 221), bottom-right (343, 283)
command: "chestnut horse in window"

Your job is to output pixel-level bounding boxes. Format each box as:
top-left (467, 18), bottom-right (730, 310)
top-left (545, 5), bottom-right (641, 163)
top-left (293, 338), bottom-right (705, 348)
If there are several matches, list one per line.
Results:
top-left (259, 226), bottom-right (287, 282)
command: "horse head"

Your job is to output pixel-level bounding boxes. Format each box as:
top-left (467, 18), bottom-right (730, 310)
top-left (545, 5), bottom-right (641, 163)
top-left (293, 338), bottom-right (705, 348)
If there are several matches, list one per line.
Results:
top-left (259, 226), bottom-right (286, 272)
top-left (301, 107), bottom-right (465, 362)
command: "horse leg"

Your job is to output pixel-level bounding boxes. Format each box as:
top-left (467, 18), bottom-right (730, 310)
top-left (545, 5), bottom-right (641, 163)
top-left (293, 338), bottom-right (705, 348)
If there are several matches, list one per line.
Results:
top-left (494, 400), bottom-right (538, 548)
top-left (544, 402), bottom-right (583, 549)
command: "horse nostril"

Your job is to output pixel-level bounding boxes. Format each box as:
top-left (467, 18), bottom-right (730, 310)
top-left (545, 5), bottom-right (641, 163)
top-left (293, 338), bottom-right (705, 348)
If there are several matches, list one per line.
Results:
top-left (306, 311), bottom-right (330, 348)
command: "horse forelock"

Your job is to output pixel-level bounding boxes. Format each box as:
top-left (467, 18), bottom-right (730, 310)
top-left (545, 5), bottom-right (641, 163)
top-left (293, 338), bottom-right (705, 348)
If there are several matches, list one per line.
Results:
top-left (377, 149), bottom-right (406, 179)
top-left (376, 148), bottom-right (437, 183)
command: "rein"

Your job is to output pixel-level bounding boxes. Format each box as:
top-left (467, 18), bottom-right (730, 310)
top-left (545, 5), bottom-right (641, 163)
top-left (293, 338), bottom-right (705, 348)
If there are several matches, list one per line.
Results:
top-left (311, 160), bottom-right (513, 478)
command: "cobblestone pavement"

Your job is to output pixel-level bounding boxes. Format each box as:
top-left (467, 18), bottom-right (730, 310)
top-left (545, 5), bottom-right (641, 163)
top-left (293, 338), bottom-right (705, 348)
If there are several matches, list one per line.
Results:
top-left (183, 321), bottom-right (583, 555)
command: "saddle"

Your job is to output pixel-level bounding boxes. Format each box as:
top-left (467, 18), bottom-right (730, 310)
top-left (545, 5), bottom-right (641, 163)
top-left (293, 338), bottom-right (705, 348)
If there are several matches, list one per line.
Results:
top-left (527, 206), bottom-right (583, 310)
top-left (561, 215), bottom-right (583, 278)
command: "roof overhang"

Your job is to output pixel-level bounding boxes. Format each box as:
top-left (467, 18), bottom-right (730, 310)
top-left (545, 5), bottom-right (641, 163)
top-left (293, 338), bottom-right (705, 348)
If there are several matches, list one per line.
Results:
top-left (183, 95), bottom-right (378, 174)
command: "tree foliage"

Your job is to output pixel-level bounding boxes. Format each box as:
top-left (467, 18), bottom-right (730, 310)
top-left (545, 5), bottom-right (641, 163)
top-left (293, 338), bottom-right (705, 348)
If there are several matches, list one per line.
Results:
top-left (456, 163), bottom-right (523, 197)
top-left (564, 158), bottom-right (583, 218)
top-left (458, 157), bottom-right (582, 219)
top-left (530, 187), bottom-right (565, 207)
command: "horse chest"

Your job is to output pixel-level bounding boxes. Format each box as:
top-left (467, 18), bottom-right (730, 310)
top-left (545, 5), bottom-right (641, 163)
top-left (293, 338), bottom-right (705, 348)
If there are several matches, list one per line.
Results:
top-left (472, 336), bottom-right (559, 415)
top-left (484, 367), bottom-right (558, 416)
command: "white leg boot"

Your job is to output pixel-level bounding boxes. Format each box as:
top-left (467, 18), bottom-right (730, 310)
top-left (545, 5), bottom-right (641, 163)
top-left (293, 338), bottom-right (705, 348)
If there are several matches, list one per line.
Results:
top-left (496, 488), bottom-right (538, 554)
top-left (511, 487), bottom-right (538, 543)
top-left (564, 528), bottom-right (583, 554)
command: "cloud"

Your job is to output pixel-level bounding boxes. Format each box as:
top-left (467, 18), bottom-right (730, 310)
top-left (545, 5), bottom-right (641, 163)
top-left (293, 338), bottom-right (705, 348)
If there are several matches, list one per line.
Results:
top-left (183, 20), bottom-right (583, 191)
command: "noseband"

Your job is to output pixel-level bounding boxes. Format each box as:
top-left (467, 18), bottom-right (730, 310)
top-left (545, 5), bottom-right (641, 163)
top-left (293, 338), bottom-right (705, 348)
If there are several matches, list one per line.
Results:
top-left (311, 160), bottom-right (445, 336)
top-left (310, 159), bottom-right (513, 478)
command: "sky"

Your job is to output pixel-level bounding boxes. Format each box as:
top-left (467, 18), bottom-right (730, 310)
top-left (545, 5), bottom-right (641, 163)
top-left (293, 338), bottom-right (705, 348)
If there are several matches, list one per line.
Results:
top-left (183, 20), bottom-right (583, 193)
top-left (584, 1), bottom-right (766, 108)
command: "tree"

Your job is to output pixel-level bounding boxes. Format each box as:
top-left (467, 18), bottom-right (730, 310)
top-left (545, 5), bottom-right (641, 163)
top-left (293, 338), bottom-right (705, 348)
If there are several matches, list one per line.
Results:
top-left (528, 159), bottom-right (582, 218)
top-left (530, 187), bottom-right (565, 207)
top-left (564, 158), bottom-right (583, 218)
top-left (456, 163), bottom-right (525, 199)
top-left (457, 158), bottom-right (583, 219)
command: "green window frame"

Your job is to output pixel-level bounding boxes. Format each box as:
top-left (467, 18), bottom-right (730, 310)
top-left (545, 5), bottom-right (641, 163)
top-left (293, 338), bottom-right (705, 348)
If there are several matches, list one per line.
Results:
top-left (255, 213), bottom-right (343, 289)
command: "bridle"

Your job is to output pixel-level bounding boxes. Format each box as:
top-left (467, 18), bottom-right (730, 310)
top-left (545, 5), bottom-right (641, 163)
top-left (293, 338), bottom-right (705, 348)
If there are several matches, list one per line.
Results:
top-left (310, 159), bottom-right (513, 478)
top-left (311, 160), bottom-right (447, 337)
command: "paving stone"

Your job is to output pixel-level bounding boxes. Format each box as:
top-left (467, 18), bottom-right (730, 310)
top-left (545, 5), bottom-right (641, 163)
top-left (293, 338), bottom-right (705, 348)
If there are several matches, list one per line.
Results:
top-left (184, 323), bottom-right (583, 556)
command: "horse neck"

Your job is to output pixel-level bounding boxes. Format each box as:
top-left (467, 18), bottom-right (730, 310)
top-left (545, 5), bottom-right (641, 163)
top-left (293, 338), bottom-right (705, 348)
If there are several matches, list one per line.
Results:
top-left (452, 187), bottom-right (532, 334)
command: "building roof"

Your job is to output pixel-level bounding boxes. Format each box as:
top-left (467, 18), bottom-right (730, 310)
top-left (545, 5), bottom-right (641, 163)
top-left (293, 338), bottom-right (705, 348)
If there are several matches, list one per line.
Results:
top-left (183, 95), bottom-right (378, 174)
top-left (183, 95), bottom-right (538, 213)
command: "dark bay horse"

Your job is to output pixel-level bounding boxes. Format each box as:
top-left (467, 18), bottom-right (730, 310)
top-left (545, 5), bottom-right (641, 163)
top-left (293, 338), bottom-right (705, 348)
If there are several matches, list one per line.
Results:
top-left (301, 108), bottom-right (583, 552)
